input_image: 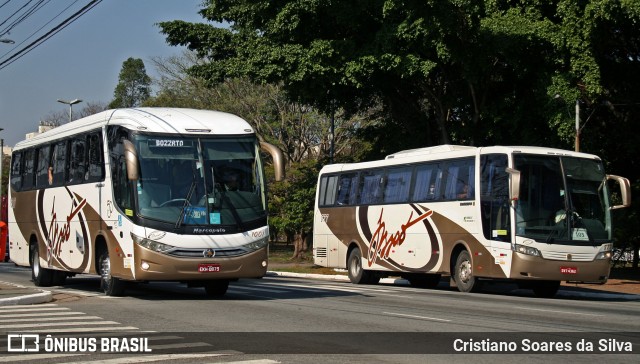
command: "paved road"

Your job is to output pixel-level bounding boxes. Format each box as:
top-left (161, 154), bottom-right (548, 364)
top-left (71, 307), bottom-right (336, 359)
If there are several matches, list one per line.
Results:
top-left (0, 263), bottom-right (639, 363)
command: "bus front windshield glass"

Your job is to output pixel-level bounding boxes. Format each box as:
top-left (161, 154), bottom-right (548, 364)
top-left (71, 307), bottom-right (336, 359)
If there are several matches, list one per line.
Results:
top-left (513, 155), bottom-right (611, 244)
top-left (133, 134), bottom-right (266, 227)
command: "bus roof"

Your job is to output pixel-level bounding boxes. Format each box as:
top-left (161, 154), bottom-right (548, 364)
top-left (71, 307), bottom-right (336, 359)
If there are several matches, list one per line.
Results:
top-left (13, 108), bottom-right (254, 150)
top-left (320, 144), bottom-right (601, 174)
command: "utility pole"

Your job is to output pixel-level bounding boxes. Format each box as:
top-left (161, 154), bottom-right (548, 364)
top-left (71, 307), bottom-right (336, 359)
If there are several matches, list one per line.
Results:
top-left (575, 100), bottom-right (580, 152)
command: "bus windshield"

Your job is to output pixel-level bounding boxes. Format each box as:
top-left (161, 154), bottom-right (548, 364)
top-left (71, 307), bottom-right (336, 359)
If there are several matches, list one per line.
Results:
top-left (513, 155), bottom-right (611, 244)
top-left (133, 134), bottom-right (266, 227)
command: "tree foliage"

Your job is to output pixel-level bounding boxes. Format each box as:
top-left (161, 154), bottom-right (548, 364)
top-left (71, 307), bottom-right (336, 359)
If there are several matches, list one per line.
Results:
top-left (109, 57), bottom-right (151, 108)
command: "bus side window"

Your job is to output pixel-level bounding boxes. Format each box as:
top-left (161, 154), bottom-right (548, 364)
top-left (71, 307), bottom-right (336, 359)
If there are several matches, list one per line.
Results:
top-left (413, 164), bottom-right (439, 202)
top-left (86, 133), bottom-right (104, 182)
top-left (319, 175), bottom-right (338, 206)
top-left (336, 174), bottom-right (357, 205)
top-left (22, 149), bottom-right (35, 190)
top-left (51, 141), bottom-right (67, 187)
top-left (68, 137), bottom-right (86, 183)
top-left (10, 152), bottom-right (23, 191)
top-left (35, 145), bottom-right (51, 189)
top-left (359, 170), bottom-right (383, 205)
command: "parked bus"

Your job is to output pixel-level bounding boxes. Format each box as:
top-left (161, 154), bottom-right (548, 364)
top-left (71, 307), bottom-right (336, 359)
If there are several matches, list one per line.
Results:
top-left (8, 108), bottom-right (284, 297)
top-left (313, 145), bottom-right (631, 297)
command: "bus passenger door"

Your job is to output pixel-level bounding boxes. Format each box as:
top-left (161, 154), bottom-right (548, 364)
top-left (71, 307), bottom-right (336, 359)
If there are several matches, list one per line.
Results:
top-left (480, 154), bottom-right (512, 278)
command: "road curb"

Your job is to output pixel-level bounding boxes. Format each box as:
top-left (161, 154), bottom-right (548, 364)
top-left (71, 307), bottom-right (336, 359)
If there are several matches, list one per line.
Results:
top-left (266, 271), bottom-right (640, 300)
top-left (0, 281), bottom-right (54, 306)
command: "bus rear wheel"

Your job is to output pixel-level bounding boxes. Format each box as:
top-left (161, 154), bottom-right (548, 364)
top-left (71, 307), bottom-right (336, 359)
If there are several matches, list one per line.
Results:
top-left (347, 248), bottom-right (379, 284)
top-left (98, 250), bottom-right (125, 296)
top-left (454, 250), bottom-right (480, 293)
top-left (31, 244), bottom-right (53, 287)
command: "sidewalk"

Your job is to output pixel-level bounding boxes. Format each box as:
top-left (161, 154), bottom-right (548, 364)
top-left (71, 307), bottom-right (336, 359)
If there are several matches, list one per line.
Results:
top-left (0, 281), bottom-right (53, 306)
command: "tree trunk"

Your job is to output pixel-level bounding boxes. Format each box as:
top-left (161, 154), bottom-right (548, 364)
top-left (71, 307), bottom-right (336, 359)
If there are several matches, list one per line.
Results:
top-left (291, 231), bottom-right (309, 259)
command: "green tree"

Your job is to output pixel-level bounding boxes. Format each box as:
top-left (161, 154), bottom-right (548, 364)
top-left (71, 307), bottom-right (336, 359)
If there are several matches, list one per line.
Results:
top-left (109, 57), bottom-right (151, 108)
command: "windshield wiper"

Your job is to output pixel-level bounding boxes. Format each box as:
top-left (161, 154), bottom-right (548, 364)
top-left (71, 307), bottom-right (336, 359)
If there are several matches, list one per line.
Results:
top-left (175, 176), bottom-right (197, 229)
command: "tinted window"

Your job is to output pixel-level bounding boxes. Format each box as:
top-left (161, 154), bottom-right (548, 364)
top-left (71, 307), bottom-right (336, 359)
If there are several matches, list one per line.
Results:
top-left (68, 137), bottom-right (86, 183)
top-left (10, 152), bottom-right (22, 190)
top-left (86, 133), bottom-right (104, 182)
top-left (359, 170), bottom-right (383, 205)
top-left (384, 167), bottom-right (412, 203)
top-left (51, 141), bottom-right (67, 186)
top-left (22, 149), bottom-right (35, 190)
top-left (35, 146), bottom-right (51, 188)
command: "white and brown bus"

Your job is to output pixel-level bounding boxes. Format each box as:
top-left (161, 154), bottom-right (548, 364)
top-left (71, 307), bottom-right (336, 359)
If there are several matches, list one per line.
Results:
top-left (313, 145), bottom-right (631, 297)
top-left (8, 108), bottom-right (284, 296)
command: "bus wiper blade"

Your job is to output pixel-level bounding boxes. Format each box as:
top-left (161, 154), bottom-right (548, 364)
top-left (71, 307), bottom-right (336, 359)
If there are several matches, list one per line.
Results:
top-left (175, 179), bottom-right (197, 229)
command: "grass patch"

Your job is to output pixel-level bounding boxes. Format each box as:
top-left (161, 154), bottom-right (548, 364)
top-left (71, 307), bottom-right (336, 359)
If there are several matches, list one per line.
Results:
top-left (268, 242), bottom-right (346, 275)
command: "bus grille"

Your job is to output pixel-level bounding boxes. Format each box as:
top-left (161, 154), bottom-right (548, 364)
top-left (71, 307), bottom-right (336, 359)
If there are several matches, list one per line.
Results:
top-left (167, 248), bottom-right (247, 258)
top-left (315, 247), bottom-right (327, 258)
top-left (542, 251), bottom-right (594, 262)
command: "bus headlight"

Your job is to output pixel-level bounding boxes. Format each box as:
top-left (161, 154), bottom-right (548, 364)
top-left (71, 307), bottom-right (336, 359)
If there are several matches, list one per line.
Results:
top-left (514, 244), bottom-right (541, 257)
top-left (595, 251), bottom-right (612, 260)
top-left (243, 237), bottom-right (268, 252)
top-left (131, 233), bottom-right (175, 253)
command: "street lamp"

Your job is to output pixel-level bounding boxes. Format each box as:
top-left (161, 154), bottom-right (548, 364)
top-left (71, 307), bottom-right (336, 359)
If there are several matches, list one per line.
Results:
top-left (57, 99), bottom-right (82, 123)
top-left (0, 39), bottom-right (14, 44)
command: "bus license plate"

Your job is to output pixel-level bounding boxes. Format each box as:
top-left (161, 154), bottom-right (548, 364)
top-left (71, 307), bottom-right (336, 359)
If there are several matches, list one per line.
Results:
top-left (198, 264), bottom-right (221, 273)
top-left (560, 266), bottom-right (577, 274)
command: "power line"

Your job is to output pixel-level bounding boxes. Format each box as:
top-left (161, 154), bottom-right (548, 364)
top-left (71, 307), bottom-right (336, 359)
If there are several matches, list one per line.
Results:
top-left (0, 0), bottom-right (48, 37)
top-left (0, 0), bottom-right (79, 60)
top-left (0, 0), bottom-right (101, 70)
top-left (0, 0), bottom-right (34, 29)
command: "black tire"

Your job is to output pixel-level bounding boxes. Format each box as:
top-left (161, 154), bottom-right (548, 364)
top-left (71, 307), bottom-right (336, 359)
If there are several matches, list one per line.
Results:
top-left (204, 280), bottom-right (229, 297)
top-left (406, 273), bottom-right (442, 289)
top-left (347, 248), bottom-right (378, 284)
top-left (454, 250), bottom-right (481, 293)
top-left (52, 271), bottom-right (67, 286)
top-left (98, 250), bottom-right (125, 296)
top-left (31, 243), bottom-right (53, 287)
top-left (532, 280), bottom-right (560, 298)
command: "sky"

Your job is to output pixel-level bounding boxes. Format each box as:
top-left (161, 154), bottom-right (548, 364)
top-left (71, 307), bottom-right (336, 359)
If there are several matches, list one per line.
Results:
top-left (0, 0), bottom-right (207, 148)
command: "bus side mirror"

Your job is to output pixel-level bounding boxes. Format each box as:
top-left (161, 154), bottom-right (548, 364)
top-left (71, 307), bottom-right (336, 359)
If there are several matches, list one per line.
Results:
top-left (260, 141), bottom-right (285, 181)
top-left (123, 139), bottom-right (139, 181)
top-left (505, 167), bottom-right (521, 202)
top-left (607, 174), bottom-right (631, 209)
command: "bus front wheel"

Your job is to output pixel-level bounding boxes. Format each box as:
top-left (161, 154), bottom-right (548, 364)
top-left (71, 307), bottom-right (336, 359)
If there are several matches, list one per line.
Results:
top-left (98, 250), bottom-right (125, 296)
top-left (532, 280), bottom-right (560, 298)
top-left (454, 250), bottom-right (480, 293)
top-left (204, 280), bottom-right (229, 297)
top-left (347, 248), bottom-right (379, 284)
top-left (31, 243), bottom-right (53, 287)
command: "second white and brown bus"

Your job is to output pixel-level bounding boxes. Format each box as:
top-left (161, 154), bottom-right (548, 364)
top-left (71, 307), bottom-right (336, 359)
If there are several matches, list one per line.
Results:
top-left (313, 145), bottom-right (630, 297)
top-left (8, 108), bottom-right (284, 296)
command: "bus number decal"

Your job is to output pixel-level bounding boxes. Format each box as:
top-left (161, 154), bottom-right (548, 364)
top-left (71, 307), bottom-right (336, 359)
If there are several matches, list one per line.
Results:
top-left (367, 208), bottom-right (433, 267)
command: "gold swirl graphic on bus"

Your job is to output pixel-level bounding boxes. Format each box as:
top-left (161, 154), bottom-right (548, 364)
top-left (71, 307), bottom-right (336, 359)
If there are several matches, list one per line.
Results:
top-left (367, 208), bottom-right (433, 267)
top-left (46, 196), bottom-right (87, 264)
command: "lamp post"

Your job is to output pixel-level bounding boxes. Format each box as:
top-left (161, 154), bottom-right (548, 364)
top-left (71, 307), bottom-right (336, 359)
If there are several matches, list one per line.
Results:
top-left (57, 99), bottom-right (82, 123)
top-left (574, 100), bottom-right (580, 152)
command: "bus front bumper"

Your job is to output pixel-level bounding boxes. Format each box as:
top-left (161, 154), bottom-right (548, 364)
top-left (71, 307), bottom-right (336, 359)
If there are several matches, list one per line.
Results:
top-left (511, 252), bottom-right (610, 283)
top-left (130, 244), bottom-right (268, 281)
